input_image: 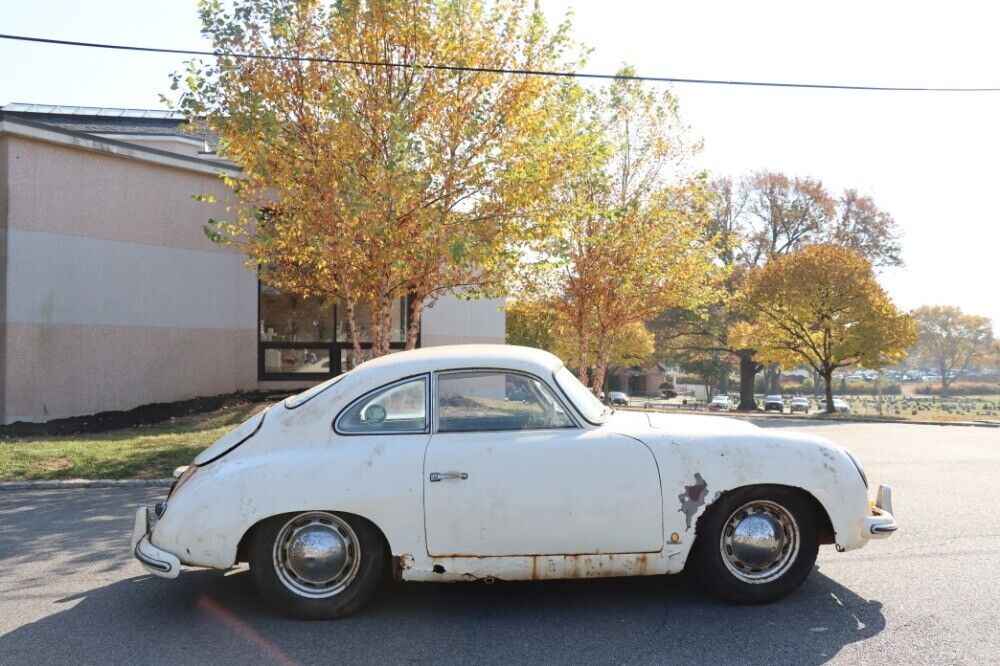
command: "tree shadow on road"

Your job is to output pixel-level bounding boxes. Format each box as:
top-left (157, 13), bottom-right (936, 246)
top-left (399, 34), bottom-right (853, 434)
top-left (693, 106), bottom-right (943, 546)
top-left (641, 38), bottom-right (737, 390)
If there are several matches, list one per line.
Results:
top-left (1, 564), bottom-right (883, 665)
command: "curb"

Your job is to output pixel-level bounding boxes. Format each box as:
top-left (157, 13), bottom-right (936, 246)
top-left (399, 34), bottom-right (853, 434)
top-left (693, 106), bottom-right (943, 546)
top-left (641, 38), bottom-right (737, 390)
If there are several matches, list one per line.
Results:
top-left (737, 414), bottom-right (1000, 428)
top-left (628, 406), bottom-right (1000, 428)
top-left (0, 478), bottom-right (173, 491)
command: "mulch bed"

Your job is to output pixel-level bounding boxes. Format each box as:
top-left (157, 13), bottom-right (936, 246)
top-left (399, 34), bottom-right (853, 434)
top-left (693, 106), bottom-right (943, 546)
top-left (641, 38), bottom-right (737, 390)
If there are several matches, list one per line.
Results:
top-left (0, 391), bottom-right (293, 438)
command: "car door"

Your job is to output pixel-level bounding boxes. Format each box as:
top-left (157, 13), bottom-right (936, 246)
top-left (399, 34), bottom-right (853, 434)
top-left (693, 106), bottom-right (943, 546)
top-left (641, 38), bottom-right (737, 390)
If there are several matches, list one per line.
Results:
top-left (423, 369), bottom-right (663, 557)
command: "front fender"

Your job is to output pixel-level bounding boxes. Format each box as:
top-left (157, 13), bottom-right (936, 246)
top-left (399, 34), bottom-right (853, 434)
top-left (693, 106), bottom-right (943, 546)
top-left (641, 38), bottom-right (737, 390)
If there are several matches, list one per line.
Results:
top-left (642, 429), bottom-right (871, 556)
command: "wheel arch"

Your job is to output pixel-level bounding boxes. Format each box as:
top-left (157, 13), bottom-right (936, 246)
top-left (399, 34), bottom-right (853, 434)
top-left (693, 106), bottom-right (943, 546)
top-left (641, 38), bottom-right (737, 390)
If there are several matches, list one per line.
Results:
top-left (235, 509), bottom-right (392, 564)
top-left (692, 483), bottom-right (836, 549)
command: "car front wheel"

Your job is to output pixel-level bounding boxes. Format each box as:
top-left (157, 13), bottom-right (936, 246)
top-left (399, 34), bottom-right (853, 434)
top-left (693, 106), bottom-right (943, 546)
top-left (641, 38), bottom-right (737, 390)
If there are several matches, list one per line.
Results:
top-left (693, 486), bottom-right (819, 604)
top-left (248, 511), bottom-right (386, 619)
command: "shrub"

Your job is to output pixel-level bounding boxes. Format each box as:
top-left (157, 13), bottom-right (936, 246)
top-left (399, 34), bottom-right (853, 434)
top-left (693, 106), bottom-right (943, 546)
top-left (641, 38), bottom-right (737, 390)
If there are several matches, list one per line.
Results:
top-left (914, 382), bottom-right (1000, 396)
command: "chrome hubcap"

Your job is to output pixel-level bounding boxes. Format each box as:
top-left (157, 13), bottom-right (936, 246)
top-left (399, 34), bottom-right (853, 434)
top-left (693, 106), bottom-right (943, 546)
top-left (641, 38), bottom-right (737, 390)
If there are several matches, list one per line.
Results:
top-left (720, 500), bottom-right (799, 584)
top-left (273, 512), bottom-right (360, 598)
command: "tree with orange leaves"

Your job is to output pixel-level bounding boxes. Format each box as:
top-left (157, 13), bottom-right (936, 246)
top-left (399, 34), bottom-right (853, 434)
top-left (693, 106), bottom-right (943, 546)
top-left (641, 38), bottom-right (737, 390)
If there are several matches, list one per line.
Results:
top-left (175, 0), bottom-right (579, 358)
top-left (522, 71), bottom-right (718, 393)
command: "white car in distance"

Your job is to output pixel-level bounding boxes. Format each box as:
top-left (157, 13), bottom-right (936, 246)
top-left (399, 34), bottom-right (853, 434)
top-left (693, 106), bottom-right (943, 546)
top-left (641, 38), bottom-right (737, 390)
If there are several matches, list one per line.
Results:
top-left (131, 345), bottom-right (896, 618)
top-left (707, 394), bottom-right (734, 411)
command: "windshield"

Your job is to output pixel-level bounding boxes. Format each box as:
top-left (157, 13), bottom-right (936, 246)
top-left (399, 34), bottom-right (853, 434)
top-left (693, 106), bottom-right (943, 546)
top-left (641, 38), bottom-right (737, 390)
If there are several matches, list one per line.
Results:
top-left (554, 366), bottom-right (607, 424)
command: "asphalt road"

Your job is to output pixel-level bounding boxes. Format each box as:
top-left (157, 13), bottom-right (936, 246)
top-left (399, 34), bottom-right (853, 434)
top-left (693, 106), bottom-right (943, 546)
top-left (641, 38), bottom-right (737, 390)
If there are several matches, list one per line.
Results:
top-left (1, 421), bottom-right (998, 665)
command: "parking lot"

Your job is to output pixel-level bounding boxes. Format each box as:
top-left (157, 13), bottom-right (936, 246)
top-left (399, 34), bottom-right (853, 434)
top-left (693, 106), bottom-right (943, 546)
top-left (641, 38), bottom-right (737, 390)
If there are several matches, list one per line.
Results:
top-left (1, 421), bottom-right (998, 665)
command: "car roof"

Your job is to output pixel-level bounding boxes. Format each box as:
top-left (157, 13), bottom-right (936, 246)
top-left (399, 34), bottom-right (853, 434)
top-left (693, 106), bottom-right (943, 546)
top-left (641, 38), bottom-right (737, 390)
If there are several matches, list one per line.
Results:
top-left (353, 344), bottom-right (564, 379)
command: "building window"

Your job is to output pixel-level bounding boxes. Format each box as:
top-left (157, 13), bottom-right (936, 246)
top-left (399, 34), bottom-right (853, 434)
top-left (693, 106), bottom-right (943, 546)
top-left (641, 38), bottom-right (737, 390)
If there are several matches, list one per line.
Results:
top-left (258, 279), bottom-right (415, 381)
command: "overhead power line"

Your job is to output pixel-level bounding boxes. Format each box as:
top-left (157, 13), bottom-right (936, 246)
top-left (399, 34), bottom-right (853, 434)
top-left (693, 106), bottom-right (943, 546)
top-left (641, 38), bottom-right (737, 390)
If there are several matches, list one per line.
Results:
top-left (3, 32), bottom-right (1000, 92)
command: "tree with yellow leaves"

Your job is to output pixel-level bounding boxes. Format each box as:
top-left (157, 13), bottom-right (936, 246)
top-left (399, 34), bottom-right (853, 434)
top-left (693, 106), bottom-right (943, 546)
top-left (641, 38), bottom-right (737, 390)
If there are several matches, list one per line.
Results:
top-left (734, 244), bottom-right (916, 413)
top-left (524, 71), bottom-right (718, 393)
top-left (506, 298), bottom-right (654, 379)
top-left (175, 0), bottom-right (577, 358)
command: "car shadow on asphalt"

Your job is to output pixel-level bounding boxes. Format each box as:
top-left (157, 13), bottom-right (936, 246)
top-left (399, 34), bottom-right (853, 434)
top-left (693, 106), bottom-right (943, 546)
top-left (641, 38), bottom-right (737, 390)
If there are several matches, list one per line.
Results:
top-left (1, 565), bottom-right (884, 665)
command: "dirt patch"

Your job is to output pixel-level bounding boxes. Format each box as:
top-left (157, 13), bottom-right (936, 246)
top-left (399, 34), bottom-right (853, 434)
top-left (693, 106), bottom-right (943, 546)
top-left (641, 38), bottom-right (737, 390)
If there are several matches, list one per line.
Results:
top-left (0, 390), bottom-right (293, 438)
top-left (37, 458), bottom-right (72, 472)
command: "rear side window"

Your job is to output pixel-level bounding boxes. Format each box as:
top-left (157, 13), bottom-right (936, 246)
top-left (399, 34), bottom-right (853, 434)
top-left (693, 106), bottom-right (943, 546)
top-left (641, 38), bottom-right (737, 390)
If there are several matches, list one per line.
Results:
top-left (336, 376), bottom-right (428, 434)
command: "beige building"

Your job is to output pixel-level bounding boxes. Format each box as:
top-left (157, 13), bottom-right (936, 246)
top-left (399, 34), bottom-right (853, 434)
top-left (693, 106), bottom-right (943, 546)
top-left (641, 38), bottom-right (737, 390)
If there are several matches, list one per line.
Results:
top-left (0, 104), bottom-right (505, 424)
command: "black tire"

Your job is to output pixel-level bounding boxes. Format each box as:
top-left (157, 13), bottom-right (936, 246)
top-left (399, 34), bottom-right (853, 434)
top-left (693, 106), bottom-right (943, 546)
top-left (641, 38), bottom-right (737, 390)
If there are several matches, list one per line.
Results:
top-left (692, 486), bottom-right (819, 604)
top-left (248, 511), bottom-right (387, 619)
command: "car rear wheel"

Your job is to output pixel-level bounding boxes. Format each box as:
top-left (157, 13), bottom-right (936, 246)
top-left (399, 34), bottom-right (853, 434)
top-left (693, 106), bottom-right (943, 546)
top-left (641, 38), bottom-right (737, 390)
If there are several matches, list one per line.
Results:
top-left (248, 511), bottom-right (386, 619)
top-left (693, 486), bottom-right (819, 604)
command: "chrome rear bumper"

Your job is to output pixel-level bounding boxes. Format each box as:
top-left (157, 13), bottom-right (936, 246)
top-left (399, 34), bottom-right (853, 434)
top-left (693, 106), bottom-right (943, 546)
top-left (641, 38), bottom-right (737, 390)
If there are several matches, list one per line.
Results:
top-left (130, 507), bottom-right (180, 578)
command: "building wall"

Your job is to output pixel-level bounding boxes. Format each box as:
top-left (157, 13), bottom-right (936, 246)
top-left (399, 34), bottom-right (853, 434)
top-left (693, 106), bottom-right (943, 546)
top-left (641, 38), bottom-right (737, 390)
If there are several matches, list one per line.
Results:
top-left (0, 133), bottom-right (506, 423)
top-left (421, 293), bottom-right (505, 347)
top-left (0, 137), bottom-right (9, 423)
top-left (1, 134), bottom-right (259, 422)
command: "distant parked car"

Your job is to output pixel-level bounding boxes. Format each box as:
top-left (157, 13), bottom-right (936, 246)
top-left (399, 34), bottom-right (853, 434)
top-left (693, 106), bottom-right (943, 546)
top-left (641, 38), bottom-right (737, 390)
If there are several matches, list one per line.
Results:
top-left (707, 394), bottom-right (733, 411)
top-left (608, 391), bottom-right (630, 406)
top-left (789, 397), bottom-right (811, 413)
top-left (764, 395), bottom-right (784, 413)
top-left (819, 397), bottom-right (851, 413)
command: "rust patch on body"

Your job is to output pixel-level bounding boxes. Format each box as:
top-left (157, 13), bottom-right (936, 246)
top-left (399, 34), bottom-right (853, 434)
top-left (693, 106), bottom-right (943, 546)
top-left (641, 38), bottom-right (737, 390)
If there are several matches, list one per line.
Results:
top-left (393, 554), bottom-right (414, 580)
top-left (678, 473), bottom-right (709, 529)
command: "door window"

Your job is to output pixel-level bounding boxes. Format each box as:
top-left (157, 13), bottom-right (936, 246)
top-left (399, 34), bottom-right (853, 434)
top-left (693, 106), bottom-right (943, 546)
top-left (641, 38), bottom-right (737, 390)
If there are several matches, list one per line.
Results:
top-left (437, 371), bottom-right (575, 432)
top-left (337, 376), bottom-right (428, 434)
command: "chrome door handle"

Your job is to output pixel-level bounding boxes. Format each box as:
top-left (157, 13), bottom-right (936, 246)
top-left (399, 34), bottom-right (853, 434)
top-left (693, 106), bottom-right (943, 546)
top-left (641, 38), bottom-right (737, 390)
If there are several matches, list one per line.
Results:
top-left (429, 472), bottom-right (468, 482)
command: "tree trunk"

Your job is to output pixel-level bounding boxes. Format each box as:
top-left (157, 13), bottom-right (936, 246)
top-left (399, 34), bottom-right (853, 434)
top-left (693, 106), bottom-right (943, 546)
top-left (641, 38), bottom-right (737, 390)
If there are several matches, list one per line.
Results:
top-left (939, 363), bottom-right (950, 397)
top-left (875, 369), bottom-right (883, 416)
top-left (405, 296), bottom-right (424, 350)
top-left (575, 308), bottom-right (588, 386)
top-left (591, 335), bottom-right (611, 398)
top-left (370, 289), bottom-right (393, 358)
top-left (736, 350), bottom-right (759, 411)
top-left (823, 368), bottom-right (835, 414)
top-left (341, 294), bottom-right (363, 366)
top-left (763, 364), bottom-right (780, 394)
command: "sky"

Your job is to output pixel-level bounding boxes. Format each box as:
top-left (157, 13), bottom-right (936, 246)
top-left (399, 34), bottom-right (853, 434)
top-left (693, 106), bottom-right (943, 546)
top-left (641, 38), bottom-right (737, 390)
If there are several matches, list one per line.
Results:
top-left (1, 0), bottom-right (998, 326)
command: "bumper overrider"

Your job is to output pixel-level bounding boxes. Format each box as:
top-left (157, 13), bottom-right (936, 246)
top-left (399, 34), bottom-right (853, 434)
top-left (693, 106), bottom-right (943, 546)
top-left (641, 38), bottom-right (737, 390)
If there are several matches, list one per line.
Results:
top-left (864, 484), bottom-right (898, 538)
top-left (131, 505), bottom-right (181, 578)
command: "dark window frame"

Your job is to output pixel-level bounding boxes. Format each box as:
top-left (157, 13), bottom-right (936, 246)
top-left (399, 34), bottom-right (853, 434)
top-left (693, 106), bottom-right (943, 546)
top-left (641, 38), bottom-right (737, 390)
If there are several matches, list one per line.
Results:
top-left (333, 374), bottom-right (431, 436)
top-left (257, 278), bottom-right (419, 381)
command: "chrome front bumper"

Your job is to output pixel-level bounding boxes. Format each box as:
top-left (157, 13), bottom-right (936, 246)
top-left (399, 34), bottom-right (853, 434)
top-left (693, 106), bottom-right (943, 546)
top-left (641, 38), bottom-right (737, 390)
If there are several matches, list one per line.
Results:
top-left (863, 484), bottom-right (898, 538)
top-left (130, 507), bottom-right (180, 578)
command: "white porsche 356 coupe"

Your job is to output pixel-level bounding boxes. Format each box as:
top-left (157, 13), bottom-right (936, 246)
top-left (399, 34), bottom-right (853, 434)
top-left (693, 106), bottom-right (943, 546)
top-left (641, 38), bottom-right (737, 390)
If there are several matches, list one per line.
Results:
top-left (131, 345), bottom-right (897, 618)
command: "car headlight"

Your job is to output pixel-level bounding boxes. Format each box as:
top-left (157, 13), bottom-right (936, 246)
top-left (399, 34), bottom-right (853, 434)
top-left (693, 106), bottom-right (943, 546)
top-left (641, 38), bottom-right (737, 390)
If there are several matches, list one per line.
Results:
top-left (844, 450), bottom-right (868, 488)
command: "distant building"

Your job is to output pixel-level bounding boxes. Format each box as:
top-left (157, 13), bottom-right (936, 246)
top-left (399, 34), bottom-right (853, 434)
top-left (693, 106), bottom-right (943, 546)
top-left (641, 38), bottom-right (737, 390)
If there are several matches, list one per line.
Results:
top-left (0, 103), bottom-right (504, 423)
top-left (607, 363), bottom-right (670, 397)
